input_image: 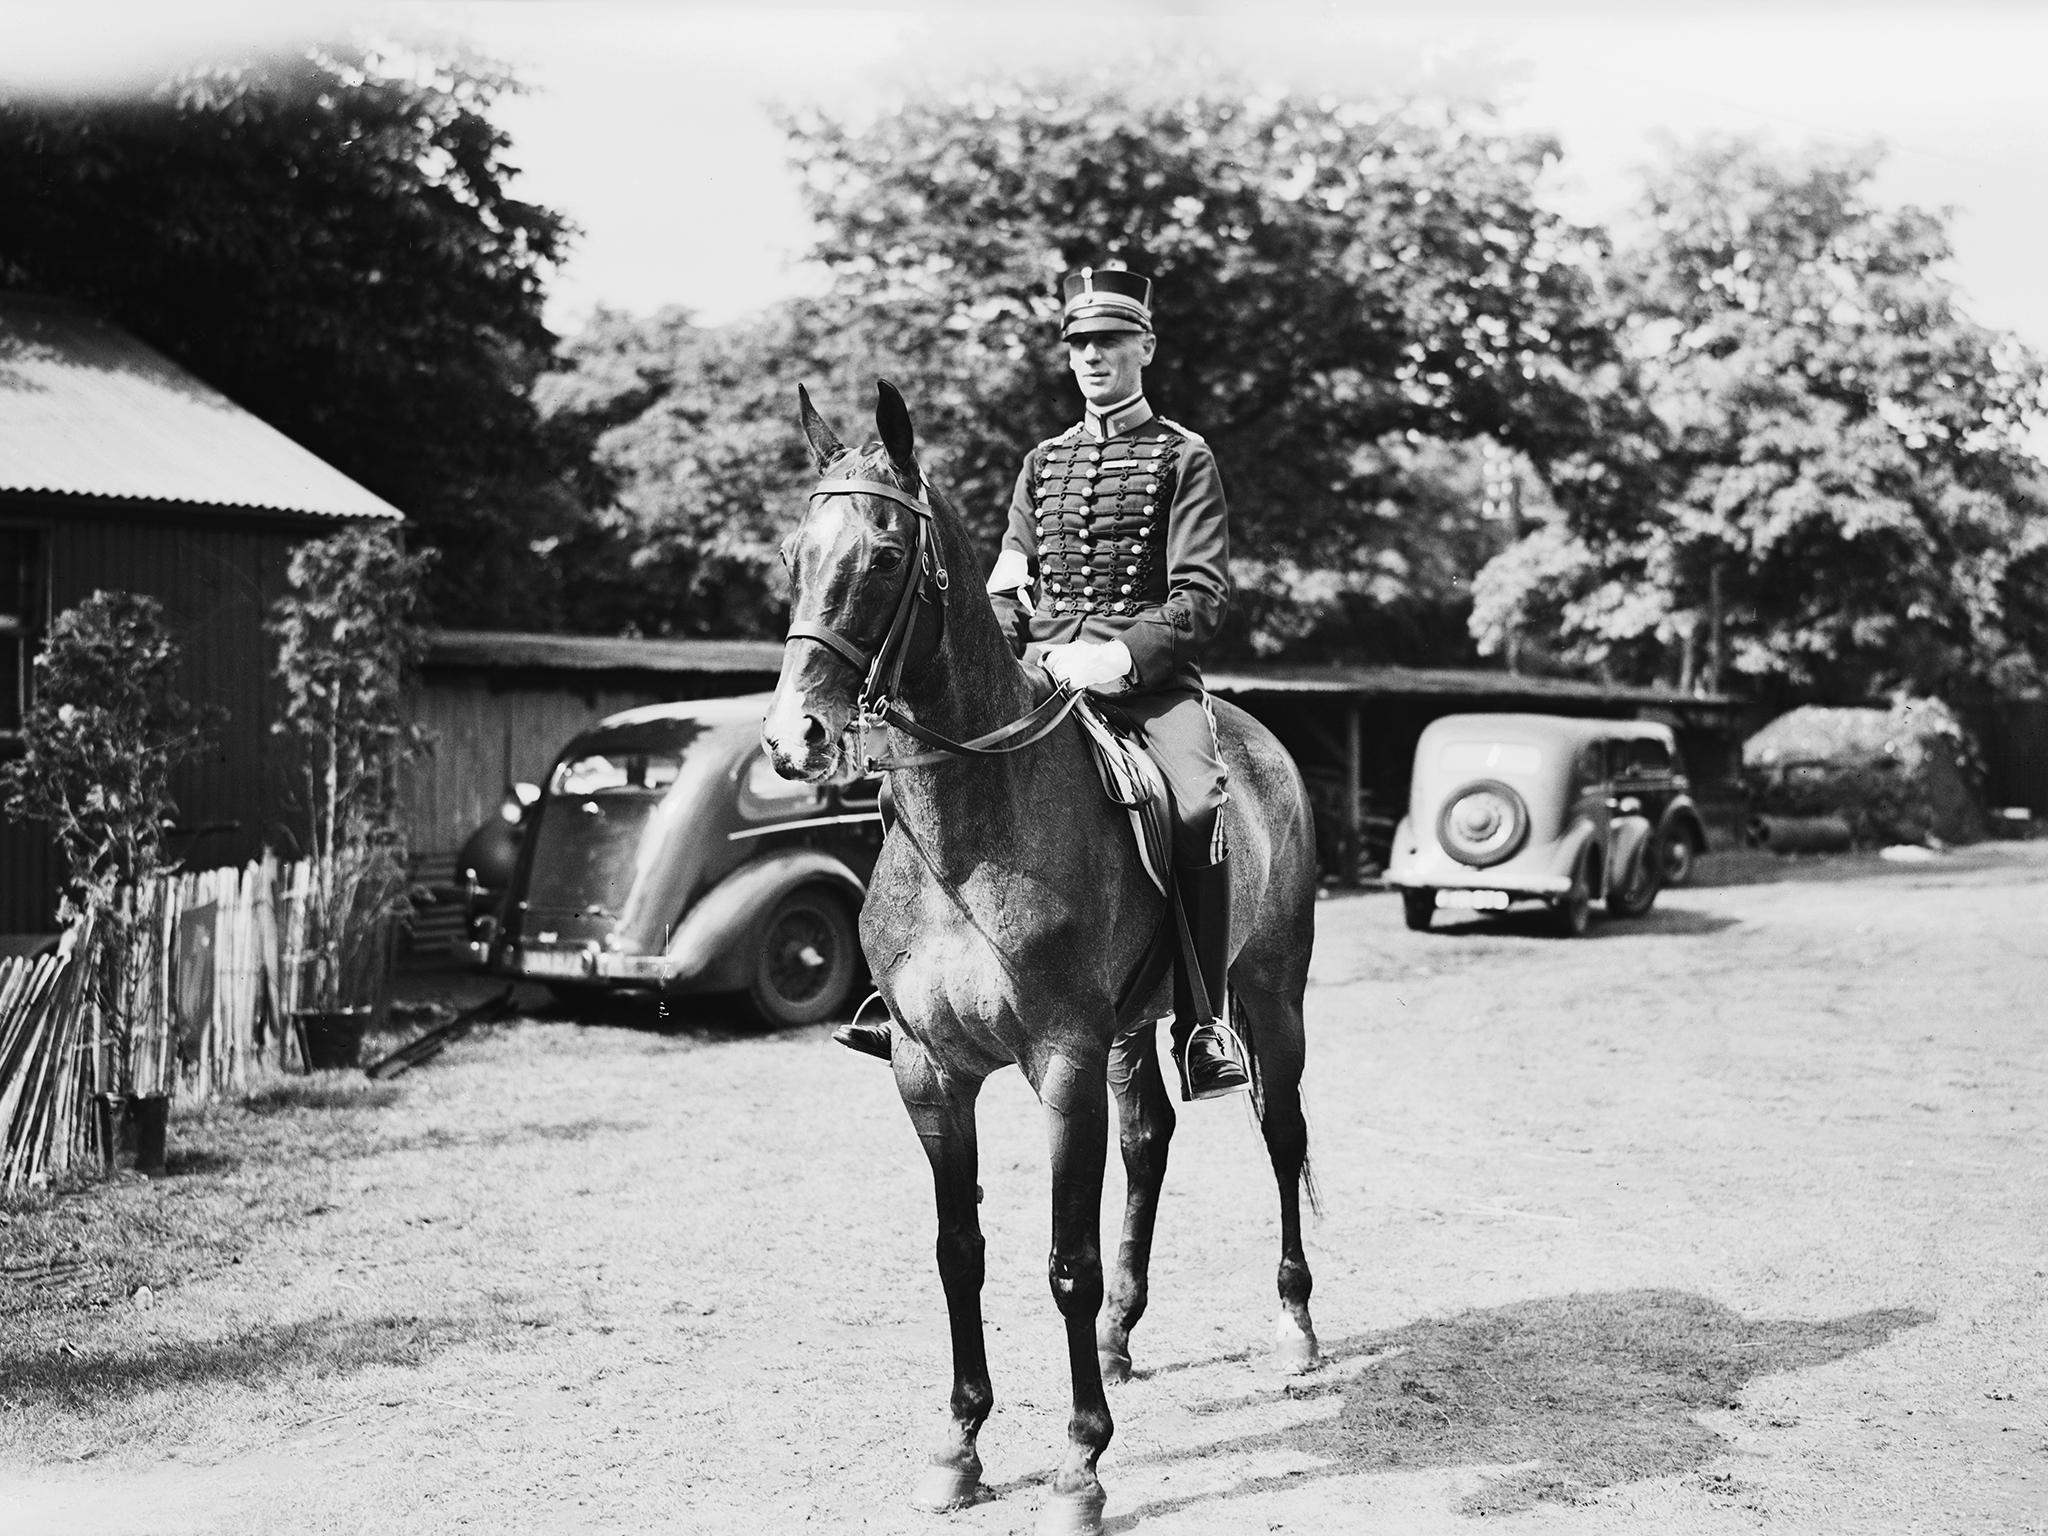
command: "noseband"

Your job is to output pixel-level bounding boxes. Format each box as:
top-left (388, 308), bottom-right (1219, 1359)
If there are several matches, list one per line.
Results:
top-left (782, 471), bottom-right (1083, 772)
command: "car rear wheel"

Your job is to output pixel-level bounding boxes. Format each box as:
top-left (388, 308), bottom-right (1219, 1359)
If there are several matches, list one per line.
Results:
top-left (1606, 845), bottom-right (1661, 919)
top-left (1659, 824), bottom-right (1698, 887)
top-left (749, 887), bottom-right (859, 1028)
top-left (1402, 890), bottom-right (1435, 932)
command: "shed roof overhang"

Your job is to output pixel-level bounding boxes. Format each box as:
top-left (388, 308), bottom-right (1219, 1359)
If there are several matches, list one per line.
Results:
top-left (0, 295), bottom-right (402, 522)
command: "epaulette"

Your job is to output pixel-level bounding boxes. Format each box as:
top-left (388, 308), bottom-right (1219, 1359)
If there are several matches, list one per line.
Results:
top-left (1156, 417), bottom-right (1206, 444)
top-left (1035, 423), bottom-right (1085, 452)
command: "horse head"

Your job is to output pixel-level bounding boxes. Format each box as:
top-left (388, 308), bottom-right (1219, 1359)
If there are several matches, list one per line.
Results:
top-left (763, 380), bottom-right (939, 781)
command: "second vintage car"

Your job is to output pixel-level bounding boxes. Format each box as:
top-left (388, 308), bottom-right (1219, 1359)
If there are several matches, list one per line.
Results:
top-left (1385, 713), bottom-right (1706, 935)
top-left (472, 693), bottom-right (884, 1023)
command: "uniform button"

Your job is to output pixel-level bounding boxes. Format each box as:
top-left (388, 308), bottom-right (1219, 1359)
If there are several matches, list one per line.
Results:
top-left (1126, 564), bottom-right (1138, 575)
top-left (1121, 583), bottom-right (1133, 594)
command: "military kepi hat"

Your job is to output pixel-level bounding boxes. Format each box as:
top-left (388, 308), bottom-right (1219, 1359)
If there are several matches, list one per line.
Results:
top-left (1061, 264), bottom-right (1154, 338)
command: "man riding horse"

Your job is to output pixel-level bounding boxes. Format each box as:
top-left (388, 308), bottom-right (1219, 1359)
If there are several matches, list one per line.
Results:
top-left (834, 262), bottom-right (1251, 1102)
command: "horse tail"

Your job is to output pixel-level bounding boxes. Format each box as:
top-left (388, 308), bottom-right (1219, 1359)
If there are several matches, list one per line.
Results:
top-left (1237, 998), bottom-right (1322, 1220)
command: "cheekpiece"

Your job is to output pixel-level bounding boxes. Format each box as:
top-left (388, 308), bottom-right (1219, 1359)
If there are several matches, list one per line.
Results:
top-left (1061, 265), bottom-right (1154, 338)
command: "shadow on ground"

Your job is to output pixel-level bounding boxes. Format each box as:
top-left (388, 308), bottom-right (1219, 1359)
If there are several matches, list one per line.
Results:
top-left (1116, 1288), bottom-right (1928, 1524)
top-left (1426, 908), bottom-right (1740, 941)
top-left (0, 1312), bottom-right (487, 1411)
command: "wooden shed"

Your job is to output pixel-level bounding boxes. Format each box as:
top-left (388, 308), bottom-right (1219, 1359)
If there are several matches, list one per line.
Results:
top-left (400, 632), bottom-right (1740, 884)
top-left (403, 631), bottom-right (786, 874)
top-left (0, 295), bottom-right (402, 932)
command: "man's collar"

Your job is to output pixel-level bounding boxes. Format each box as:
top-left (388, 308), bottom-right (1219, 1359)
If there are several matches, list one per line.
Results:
top-left (1082, 391), bottom-right (1155, 441)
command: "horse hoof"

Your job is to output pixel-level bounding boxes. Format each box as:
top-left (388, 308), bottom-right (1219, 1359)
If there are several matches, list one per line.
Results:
top-left (1037, 1486), bottom-right (1107, 1536)
top-left (1274, 1311), bottom-right (1320, 1375)
top-left (1098, 1343), bottom-right (1133, 1385)
top-left (911, 1455), bottom-right (983, 1512)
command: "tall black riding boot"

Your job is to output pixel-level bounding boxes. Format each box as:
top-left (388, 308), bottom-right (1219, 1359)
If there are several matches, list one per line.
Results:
top-left (1171, 855), bottom-right (1250, 1101)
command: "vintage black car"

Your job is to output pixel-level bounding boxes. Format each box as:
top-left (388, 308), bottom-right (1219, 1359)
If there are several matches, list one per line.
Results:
top-left (1385, 714), bottom-right (1707, 935)
top-left (471, 694), bottom-right (883, 1023)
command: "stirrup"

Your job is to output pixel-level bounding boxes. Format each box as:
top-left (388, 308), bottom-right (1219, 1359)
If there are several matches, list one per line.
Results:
top-left (1175, 1018), bottom-right (1250, 1102)
top-left (830, 990), bottom-right (894, 1062)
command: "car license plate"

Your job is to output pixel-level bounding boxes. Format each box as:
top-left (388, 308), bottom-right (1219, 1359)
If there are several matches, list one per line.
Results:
top-left (518, 946), bottom-right (590, 978)
top-left (1436, 889), bottom-right (1511, 911)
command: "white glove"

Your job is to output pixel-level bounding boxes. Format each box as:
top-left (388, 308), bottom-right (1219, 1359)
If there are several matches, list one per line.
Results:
top-left (1042, 640), bottom-right (1134, 694)
top-left (986, 549), bottom-right (1035, 616)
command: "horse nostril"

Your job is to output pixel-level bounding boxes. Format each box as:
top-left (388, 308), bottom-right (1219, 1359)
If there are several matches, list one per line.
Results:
top-left (802, 714), bottom-right (829, 747)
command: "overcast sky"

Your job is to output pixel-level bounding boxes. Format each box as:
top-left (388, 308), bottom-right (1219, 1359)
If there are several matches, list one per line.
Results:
top-left (8, 2), bottom-right (2048, 358)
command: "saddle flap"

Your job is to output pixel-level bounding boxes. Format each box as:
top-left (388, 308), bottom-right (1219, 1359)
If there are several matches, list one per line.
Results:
top-left (1073, 696), bottom-right (1171, 897)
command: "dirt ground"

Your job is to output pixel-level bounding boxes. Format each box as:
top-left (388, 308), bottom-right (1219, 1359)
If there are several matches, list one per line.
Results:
top-left (3, 844), bottom-right (2046, 1535)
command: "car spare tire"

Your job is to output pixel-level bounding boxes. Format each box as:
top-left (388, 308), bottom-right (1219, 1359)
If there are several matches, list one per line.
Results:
top-left (1436, 779), bottom-right (1531, 869)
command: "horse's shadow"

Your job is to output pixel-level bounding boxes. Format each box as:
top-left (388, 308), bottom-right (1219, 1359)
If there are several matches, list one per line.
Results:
top-left (1086, 1288), bottom-right (1925, 1523)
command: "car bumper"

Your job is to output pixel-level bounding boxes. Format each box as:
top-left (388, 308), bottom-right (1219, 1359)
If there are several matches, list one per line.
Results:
top-left (480, 942), bottom-right (697, 987)
top-left (1383, 848), bottom-right (1575, 897)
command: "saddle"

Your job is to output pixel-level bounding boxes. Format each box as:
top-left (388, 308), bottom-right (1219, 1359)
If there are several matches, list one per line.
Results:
top-left (1071, 695), bottom-right (1171, 898)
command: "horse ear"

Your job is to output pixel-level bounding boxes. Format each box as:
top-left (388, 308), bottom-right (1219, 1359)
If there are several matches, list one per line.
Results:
top-left (797, 383), bottom-right (847, 473)
top-left (875, 379), bottom-right (917, 477)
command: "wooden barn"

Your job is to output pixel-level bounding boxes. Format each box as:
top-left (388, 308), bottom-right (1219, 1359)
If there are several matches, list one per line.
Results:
top-left (0, 295), bottom-right (402, 932)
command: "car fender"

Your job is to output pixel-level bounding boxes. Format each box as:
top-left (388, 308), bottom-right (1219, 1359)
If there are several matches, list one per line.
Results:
top-left (1546, 817), bottom-right (1602, 889)
top-left (1610, 814), bottom-right (1655, 888)
top-left (1384, 814), bottom-right (1421, 883)
top-left (661, 850), bottom-right (867, 993)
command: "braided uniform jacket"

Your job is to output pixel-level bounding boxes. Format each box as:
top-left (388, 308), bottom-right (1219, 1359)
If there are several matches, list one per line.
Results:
top-left (991, 411), bottom-right (1230, 692)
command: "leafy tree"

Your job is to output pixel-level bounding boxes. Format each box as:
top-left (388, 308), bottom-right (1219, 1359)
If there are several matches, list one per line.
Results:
top-left (1472, 140), bottom-right (2048, 702)
top-left (783, 79), bottom-right (1643, 658)
top-left (534, 300), bottom-right (847, 637)
top-left (0, 592), bottom-right (212, 914)
top-left (0, 44), bottom-right (577, 625)
top-left (270, 528), bottom-right (432, 1010)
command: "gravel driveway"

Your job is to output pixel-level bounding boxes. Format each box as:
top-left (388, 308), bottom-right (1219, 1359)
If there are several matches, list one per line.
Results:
top-left (3, 845), bottom-right (2045, 1534)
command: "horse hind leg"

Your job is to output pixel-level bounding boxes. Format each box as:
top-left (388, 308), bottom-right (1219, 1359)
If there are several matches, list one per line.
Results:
top-left (1236, 979), bottom-right (1320, 1374)
top-left (893, 1040), bottom-right (994, 1510)
top-left (1099, 1020), bottom-right (1176, 1385)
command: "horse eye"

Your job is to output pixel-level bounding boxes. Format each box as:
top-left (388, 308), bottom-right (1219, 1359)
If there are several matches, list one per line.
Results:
top-left (873, 546), bottom-right (906, 572)
top-left (778, 541), bottom-right (794, 572)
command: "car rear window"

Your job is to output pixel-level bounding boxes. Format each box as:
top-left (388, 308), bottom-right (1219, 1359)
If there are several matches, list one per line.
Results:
top-left (550, 752), bottom-right (683, 797)
top-left (1440, 741), bottom-right (1542, 776)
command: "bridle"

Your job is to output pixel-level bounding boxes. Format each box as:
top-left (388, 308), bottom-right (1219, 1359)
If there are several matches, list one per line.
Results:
top-left (783, 470), bottom-right (1083, 772)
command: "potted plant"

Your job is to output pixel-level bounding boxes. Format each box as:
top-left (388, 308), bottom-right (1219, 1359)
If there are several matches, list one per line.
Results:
top-left (270, 529), bottom-right (433, 1070)
top-left (0, 592), bottom-right (213, 1172)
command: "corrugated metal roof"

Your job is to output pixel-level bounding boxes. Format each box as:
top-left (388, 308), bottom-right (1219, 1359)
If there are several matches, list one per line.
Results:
top-left (0, 295), bottom-right (401, 520)
top-left (425, 630), bottom-right (787, 674)
top-left (423, 630), bottom-right (1735, 710)
top-left (1205, 664), bottom-right (1734, 711)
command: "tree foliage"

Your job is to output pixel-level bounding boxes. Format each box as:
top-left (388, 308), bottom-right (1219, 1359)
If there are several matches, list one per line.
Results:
top-left (1472, 141), bottom-right (2048, 702)
top-left (534, 301), bottom-right (846, 637)
top-left (0, 592), bottom-right (212, 914)
top-left (270, 528), bottom-right (432, 1009)
top-left (0, 44), bottom-right (576, 625)
top-left (780, 80), bottom-right (1645, 658)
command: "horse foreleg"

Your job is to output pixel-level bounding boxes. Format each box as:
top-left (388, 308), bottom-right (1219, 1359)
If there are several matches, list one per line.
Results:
top-left (1099, 1021), bottom-right (1175, 1385)
top-left (893, 1038), bottom-right (992, 1511)
top-left (1036, 1049), bottom-right (1114, 1536)
top-left (1237, 980), bottom-right (1320, 1374)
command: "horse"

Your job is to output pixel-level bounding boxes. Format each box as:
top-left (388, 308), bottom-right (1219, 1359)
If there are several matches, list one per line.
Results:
top-left (762, 381), bottom-right (1320, 1536)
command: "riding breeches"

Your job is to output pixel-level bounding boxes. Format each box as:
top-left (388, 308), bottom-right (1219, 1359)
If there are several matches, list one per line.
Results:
top-left (1114, 686), bottom-right (1228, 865)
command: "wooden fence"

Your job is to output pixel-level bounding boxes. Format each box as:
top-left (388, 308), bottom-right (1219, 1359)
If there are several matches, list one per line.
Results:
top-left (0, 855), bottom-right (362, 1191)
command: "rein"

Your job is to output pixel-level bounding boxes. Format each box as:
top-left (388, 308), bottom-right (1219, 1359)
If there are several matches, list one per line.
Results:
top-left (784, 473), bottom-right (1084, 773)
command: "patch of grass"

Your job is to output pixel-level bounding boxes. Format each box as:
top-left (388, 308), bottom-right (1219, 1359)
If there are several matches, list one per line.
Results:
top-left (0, 1071), bottom-right (410, 1324)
